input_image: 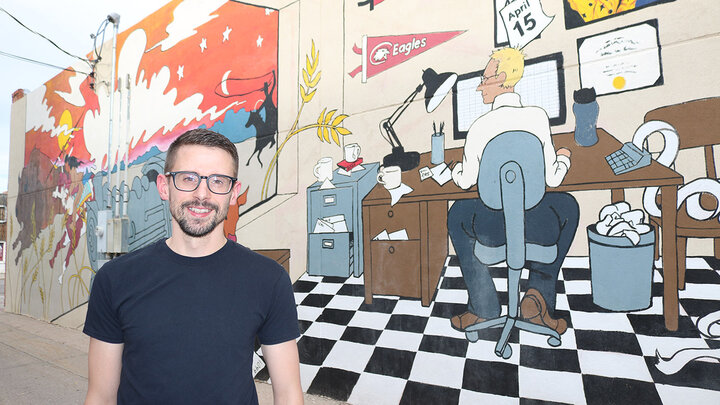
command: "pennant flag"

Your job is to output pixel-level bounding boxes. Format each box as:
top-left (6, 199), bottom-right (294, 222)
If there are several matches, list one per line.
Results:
top-left (500, 0), bottom-right (554, 50)
top-left (357, 0), bottom-right (386, 11)
top-left (349, 30), bottom-right (465, 82)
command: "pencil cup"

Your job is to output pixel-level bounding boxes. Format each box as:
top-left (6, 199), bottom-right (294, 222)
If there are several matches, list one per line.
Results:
top-left (431, 132), bottom-right (444, 165)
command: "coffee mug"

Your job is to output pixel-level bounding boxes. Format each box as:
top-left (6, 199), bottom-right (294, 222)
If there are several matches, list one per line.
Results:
top-left (313, 157), bottom-right (333, 182)
top-left (377, 165), bottom-right (402, 190)
top-left (344, 143), bottom-right (361, 163)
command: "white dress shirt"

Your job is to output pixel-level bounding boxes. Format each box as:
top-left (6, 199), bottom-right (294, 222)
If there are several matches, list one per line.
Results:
top-left (451, 92), bottom-right (570, 189)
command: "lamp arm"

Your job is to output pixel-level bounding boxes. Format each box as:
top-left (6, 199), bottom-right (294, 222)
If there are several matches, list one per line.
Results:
top-left (381, 83), bottom-right (424, 148)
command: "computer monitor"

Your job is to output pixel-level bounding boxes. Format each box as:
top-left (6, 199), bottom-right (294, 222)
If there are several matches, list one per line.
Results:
top-left (452, 52), bottom-right (566, 140)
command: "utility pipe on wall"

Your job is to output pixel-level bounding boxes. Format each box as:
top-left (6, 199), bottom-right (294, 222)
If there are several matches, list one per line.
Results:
top-left (106, 12), bottom-right (120, 211)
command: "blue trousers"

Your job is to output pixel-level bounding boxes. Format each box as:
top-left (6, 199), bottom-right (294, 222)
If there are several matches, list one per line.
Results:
top-left (447, 192), bottom-right (579, 318)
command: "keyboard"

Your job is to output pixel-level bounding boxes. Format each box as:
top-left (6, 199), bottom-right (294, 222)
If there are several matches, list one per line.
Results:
top-left (605, 142), bottom-right (652, 175)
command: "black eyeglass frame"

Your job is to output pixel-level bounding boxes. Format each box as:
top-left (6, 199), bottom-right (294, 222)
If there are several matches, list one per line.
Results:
top-left (165, 171), bottom-right (238, 195)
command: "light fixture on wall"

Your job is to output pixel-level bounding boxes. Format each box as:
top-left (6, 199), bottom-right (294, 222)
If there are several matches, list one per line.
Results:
top-left (379, 68), bottom-right (457, 171)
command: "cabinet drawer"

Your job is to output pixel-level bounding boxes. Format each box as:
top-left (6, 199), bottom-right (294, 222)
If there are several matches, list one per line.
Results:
top-left (308, 187), bottom-right (354, 232)
top-left (308, 232), bottom-right (353, 277)
top-left (367, 203), bottom-right (420, 239)
top-left (370, 240), bottom-right (420, 298)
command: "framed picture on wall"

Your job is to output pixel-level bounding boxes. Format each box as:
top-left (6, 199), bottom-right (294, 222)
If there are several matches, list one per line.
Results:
top-left (577, 19), bottom-right (663, 96)
top-left (564, 0), bottom-right (675, 29)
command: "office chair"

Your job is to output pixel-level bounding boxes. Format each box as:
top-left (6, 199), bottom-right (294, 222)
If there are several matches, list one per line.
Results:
top-left (462, 131), bottom-right (562, 359)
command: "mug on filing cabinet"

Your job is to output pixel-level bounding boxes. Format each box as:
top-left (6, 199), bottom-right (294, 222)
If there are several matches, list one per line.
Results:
top-left (313, 157), bottom-right (333, 183)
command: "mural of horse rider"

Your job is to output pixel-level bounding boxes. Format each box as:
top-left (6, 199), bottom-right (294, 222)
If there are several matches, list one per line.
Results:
top-left (215, 70), bottom-right (279, 168)
top-left (245, 71), bottom-right (278, 168)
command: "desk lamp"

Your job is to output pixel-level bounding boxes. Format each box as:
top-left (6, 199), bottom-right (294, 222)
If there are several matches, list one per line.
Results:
top-left (380, 68), bottom-right (458, 171)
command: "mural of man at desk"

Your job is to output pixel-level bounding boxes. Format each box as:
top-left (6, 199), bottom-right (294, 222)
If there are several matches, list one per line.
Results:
top-left (447, 47), bottom-right (579, 336)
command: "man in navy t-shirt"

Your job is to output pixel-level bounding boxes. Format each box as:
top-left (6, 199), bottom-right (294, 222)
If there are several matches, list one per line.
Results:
top-left (84, 129), bottom-right (302, 404)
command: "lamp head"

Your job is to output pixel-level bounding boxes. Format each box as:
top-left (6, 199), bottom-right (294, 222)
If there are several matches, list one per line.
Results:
top-left (422, 68), bottom-right (458, 113)
top-left (107, 13), bottom-right (120, 26)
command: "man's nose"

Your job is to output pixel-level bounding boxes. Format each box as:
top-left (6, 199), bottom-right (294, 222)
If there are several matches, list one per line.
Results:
top-left (193, 178), bottom-right (211, 198)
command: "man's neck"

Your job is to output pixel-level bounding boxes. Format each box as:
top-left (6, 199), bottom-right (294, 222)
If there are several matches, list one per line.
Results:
top-left (166, 225), bottom-right (228, 258)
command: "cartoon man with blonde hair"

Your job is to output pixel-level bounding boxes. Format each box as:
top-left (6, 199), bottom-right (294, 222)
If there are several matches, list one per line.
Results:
top-left (448, 47), bottom-right (579, 336)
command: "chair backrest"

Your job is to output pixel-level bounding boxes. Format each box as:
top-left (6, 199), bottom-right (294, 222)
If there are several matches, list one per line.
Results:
top-left (644, 97), bottom-right (720, 150)
top-left (477, 131), bottom-right (546, 210)
top-left (645, 97), bottom-right (720, 178)
top-left (477, 131), bottom-right (546, 269)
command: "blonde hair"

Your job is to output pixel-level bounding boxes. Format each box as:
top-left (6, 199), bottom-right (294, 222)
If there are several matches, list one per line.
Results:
top-left (490, 47), bottom-right (525, 88)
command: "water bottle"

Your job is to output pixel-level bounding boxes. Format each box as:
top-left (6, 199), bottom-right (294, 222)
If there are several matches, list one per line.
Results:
top-left (573, 87), bottom-right (599, 147)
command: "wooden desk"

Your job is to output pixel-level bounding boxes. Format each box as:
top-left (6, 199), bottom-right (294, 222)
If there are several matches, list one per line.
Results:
top-left (362, 129), bottom-right (684, 330)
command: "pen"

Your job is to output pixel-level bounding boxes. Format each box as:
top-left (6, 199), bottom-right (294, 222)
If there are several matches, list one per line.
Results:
top-left (433, 121), bottom-right (437, 134)
top-left (441, 160), bottom-right (454, 175)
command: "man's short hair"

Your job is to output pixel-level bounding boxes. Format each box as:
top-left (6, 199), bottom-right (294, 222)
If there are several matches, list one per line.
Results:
top-left (490, 47), bottom-right (525, 89)
top-left (164, 128), bottom-right (239, 177)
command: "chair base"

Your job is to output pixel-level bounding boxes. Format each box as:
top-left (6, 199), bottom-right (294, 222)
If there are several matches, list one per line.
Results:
top-left (463, 316), bottom-right (562, 359)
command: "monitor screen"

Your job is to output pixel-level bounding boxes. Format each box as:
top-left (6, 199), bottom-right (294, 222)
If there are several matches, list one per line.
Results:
top-left (452, 52), bottom-right (566, 140)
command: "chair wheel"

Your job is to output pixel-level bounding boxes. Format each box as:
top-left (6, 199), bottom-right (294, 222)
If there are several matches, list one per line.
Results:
top-left (466, 331), bottom-right (479, 343)
top-left (500, 345), bottom-right (512, 359)
top-left (547, 336), bottom-right (561, 347)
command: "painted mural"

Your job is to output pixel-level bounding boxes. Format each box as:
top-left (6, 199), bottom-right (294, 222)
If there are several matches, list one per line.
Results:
top-left (7, 0), bottom-right (279, 318)
top-left (6, 0), bottom-right (720, 404)
top-left (563, 0), bottom-right (676, 29)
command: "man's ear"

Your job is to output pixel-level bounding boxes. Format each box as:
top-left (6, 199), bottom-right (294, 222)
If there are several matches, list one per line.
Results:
top-left (229, 180), bottom-right (242, 206)
top-left (496, 71), bottom-right (507, 87)
top-left (157, 173), bottom-right (170, 201)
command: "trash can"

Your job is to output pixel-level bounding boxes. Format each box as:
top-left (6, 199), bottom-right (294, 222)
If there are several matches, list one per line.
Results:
top-left (587, 224), bottom-right (656, 311)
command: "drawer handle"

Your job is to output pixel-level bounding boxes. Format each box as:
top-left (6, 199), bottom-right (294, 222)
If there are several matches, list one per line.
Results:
top-left (388, 246), bottom-right (395, 254)
top-left (323, 195), bottom-right (336, 206)
top-left (322, 239), bottom-right (334, 249)
top-left (387, 210), bottom-right (394, 218)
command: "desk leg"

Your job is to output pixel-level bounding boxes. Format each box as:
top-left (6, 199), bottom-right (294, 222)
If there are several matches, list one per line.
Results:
top-left (420, 202), bottom-right (429, 306)
top-left (661, 185), bottom-right (679, 331)
top-left (421, 200), bottom-right (449, 307)
top-left (363, 205), bottom-right (373, 305)
top-left (610, 188), bottom-right (625, 203)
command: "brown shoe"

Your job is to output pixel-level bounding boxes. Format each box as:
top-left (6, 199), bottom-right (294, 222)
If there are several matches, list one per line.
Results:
top-left (520, 288), bottom-right (567, 335)
top-left (450, 311), bottom-right (486, 331)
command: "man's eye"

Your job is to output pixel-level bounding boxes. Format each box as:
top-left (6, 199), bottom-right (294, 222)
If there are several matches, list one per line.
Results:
top-left (211, 177), bottom-right (228, 186)
top-left (180, 174), bottom-right (197, 183)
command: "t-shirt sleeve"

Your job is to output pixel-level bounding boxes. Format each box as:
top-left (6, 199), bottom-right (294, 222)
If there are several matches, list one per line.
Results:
top-left (83, 267), bottom-right (124, 343)
top-left (257, 268), bottom-right (300, 345)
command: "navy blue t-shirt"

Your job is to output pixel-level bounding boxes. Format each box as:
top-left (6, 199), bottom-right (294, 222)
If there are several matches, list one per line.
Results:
top-left (84, 239), bottom-right (300, 404)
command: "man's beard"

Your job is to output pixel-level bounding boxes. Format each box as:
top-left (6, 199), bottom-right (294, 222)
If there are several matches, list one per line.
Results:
top-left (169, 199), bottom-right (227, 238)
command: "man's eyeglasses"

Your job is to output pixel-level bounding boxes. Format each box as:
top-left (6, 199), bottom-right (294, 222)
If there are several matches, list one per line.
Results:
top-left (165, 171), bottom-right (237, 195)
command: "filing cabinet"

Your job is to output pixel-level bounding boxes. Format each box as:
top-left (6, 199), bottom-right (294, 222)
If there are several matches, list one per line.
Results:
top-left (307, 162), bottom-right (379, 277)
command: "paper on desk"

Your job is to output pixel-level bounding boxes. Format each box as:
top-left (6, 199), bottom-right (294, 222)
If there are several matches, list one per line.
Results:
top-left (373, 228), bottom-right (409, 241)
top-left (388, 183), bottom-right (413, 206)
top-left (337, 164), bottom-right (366, 177)
top-left (418, 166), bottom-right (432, 181)
top-left (430, 163), bottom-right (452, 186)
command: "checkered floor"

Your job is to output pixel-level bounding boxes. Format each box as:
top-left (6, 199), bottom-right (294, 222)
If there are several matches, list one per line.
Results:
top-left (256, 256), bottom-right (720, 404)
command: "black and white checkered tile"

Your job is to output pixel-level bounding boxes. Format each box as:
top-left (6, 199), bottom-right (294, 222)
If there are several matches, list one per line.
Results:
top-left (256, 256), bottom-right (720, 404)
